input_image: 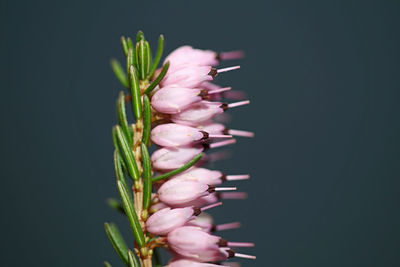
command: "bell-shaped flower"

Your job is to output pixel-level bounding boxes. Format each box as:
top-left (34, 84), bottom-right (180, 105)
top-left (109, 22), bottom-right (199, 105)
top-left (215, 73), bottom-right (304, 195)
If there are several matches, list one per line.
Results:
top-left (151, 123), bottom-right (231, 147)
top-left (151, 146), bottom-right (203, 171)
top-left (158, 179), bottom-right (236, 207)
top-left (166, 259), bottom-right (227, 267)
top-left (171, 100), bottom-right (249, 126)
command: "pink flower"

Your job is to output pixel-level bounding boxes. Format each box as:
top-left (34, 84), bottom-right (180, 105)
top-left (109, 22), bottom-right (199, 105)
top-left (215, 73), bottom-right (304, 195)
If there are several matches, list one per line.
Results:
top-left (171, 100), bottom-right (249, 126)
top-left (186, 212), bottom-right (241, 233)
top-left (166, 259), bottom-right (227, 267)
top-left (167, 226), bottom-right (255, 261)
top-left (157, 179), bottom-right (236, 207)
top-left (151, 86), bottom-right (232, 114)
top-left (146, 203), bottom-right (222, 236)
top-left (197, 122), bottom-right (254, 138)
top-left (151, 123), bottom-right (231, 147)
top-left (151, 139), bottom-right (237, 171)
top-left (161, 66), bottom-right (240, 88)
top-left (170, 167), bottom-right (249, 186)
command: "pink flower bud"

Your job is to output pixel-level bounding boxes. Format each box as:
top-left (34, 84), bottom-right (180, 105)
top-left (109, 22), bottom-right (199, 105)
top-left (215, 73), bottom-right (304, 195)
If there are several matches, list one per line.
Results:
top-left (161, 66), bottom-right (213, 88)
top-left (151, 123), bottom-right (231, 147)
top-left (158, 179), bottom-right (236, 207)
top-left (171, 167), bottom-right (223, 185)
top-left (167, 226), bottom-right (254, 261)
top-left (146, 207), bottom-right (195, 236)
top-left (171, 100), bottom-right (249, 126)
top-left (149, 201), bottom-right (169, 213)
top-left (151, 146), bottom-right (203, 171)
top-left (167, 259), bottom-right (227, 267)
top-left (171, 101), bottom-right (223, 126)
top-left (164, 46), bottom-right (219, 72)
top-left (167, 226), bottom-right (220, 257)
top-left (151, 86), bottom-right (202, 114)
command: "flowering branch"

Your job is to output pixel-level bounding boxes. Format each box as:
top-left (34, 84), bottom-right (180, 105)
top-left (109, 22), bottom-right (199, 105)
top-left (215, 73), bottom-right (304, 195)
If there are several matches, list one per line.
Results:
top-left (105, 31), bottom-right (255, 267)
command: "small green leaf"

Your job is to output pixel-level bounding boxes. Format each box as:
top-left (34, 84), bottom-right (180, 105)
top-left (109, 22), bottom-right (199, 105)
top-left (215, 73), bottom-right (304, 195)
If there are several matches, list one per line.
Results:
top-left (121, 36), bottom-right (128, 56)
top-left (117, 91), bottom-right (132, 144)
top-left (126, 48), bottom-right (134, 76)
top-left (111, 59), bottom-right (128, 88)
top-left (128, 250), bottom-right (140, 267)
top-left (115, 125), bottom-right (139, 181)
top-left (106, 198), bottom-right (125, 215)
top-left (152, 153), bottom-right (203, 182)
top-left (129, 65), bottom-right (142, 120)
top-left (117, 180), bottom-right (145, 247)
top-left (142, 95), bottom-right (151, 145)
top-left (127, 38), bottom-right (136, 68)
top-left (104, 261), bottom-right (112, 267)
top-left (112, 128), bottom-right (127, 171)
top-left (114, 150), bottom-right (127, 189)
top-left (104, 222), bottom-right (129, 264)
top-left (144, 61), bottom-right (170, 94)
top-left (139, 40), bottom-right (147, 80)
top-left (136, 30), bottom-right (144, 42)
top-left (148, 34), bottom-right (164, 78)
top-left (145, 41), bottom-right (151, 77)
top-left (141, 144), bottom-right (152, 209)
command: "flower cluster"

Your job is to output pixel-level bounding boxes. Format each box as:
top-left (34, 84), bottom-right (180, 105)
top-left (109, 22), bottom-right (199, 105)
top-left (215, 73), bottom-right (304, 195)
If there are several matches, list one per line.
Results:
top-left (147, 46), bottom-right (256, 266)
top-left (106, 32), bottom-right (255, 267)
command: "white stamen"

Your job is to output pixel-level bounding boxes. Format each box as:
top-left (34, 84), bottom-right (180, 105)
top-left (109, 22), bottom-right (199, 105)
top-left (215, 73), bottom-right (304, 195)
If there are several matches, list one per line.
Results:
top-left (217, 65), bottom-right (241, 73)
top-left (209, 139), bottom-right (236, 148)
top-left (208, 134), bottom-right (232, 139)
top-left (214, 187), bottom-right (237, 192)
top-left (215, 222), bottom-right (241, 231)
top-left (200, 202), bottom-right (222, 211)
top-left (228, 129), bottom-right (255, 137)
top-left (227, 100), bottom-right (250, 108)
top-left (227, 241), bottom-right (255, 247)
top-left (208, 87), bottom-right (232, 95)
top-left (226, 174), bottom-right (250, 181)
top-left (234, 253), bottom-right (257, 260)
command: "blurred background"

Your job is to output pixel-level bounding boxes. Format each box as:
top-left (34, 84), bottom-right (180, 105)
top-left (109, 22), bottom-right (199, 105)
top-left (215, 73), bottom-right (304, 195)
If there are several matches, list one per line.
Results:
top-left (1, 0), bottom-right (399, 266)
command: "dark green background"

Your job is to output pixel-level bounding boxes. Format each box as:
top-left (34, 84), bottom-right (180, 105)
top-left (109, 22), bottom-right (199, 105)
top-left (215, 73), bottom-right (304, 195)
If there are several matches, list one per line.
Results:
top-left (1, 0), bottom-right (399, 266)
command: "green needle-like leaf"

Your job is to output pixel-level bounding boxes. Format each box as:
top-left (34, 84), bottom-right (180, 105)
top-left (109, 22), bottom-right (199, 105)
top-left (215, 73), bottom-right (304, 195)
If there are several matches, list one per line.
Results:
top-left (142, 95), bottom-right (151, 145)
top-left (117, 180), bottom-right (145, 247)
top-left (152, 153), bottom-right (203, 182)
top-left (126, 48), bottom-right (134, 76)
top-left (128, 250), bottom-right (140, 267)
top-left (127, 38), bottom-right (136, 68)
top-left (121, 36), bottom-right (128, 57)
top-left (139, 40), bottom-right (147, 80)
top-left (112, 128), bottom-right (127, 172)
top-left (104, 261), bottom-right (112, 267)
top-left (136, 30), bottom-right (144, 42)
top-left (111, 59), bottom-right (129, 88)
top-left (114, 150), bottom-right (128, 189)
top-left (148, 34), bottom-right (164, 78)
top-left (104, 222), bottom-right (129, 265)
top-left (115, 125), bottom-right (139, 181)
top-left (144, 61), bottom-right (170, 94)
top-left (117, 91), bottom-right (132, 144)
top-left (129, 65), bottom-right (142, 120)
top-left (106, 198), bottom-right (125, 215)
top-left (144, 41), bottom-right (151, 77)
top-left (141, 144), bottom-right (152, 209)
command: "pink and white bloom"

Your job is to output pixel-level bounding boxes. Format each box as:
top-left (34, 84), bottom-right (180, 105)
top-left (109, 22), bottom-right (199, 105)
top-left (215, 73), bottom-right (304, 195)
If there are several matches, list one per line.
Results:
top-left (151, 86), bottom-right (232, 114)
top-left (171, 100), bottom-right (249, 126)
top-left (151, 123), bottom-right (231, 147)
top-left (166, 259), bottom-right (227, 267)
top-left (157, 179), bottom-right (236, 207)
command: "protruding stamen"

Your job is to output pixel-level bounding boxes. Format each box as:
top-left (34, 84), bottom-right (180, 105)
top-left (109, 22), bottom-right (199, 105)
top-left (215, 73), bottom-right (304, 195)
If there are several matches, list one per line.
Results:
top-left (228, 129), bottom-right (255, 138)
top-left (217, 65), bottom-right (241, 73)
top-left (214, 187), bottom-right (237, 192)
top-left (227, 100), bottom-right (250, 109)
top-left (227, 242), bottom-right (255, 247)
top-left (219, 51), bottom-right (244, 60)
top-left (234, 253), bottom-right (256, 260)
top-left (200, 202), bottom-right (222, 211)
top-left (219, 192), bottom-right (247, 199)
top-left (225, 174), bottom-right (250, 181)
top-left (208, 87), bottom-right (232, 95)
top-left (215, 222), bottom-right (241, 231)
top-left (208, 134), bottom-right (233, 139)
top-left (209, 139), bottom-right (236, 149)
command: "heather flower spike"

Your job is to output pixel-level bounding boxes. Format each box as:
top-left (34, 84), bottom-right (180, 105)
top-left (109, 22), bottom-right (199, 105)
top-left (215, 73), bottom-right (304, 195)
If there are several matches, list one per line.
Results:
top-left (105, 31), bottom-right (255, 266)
